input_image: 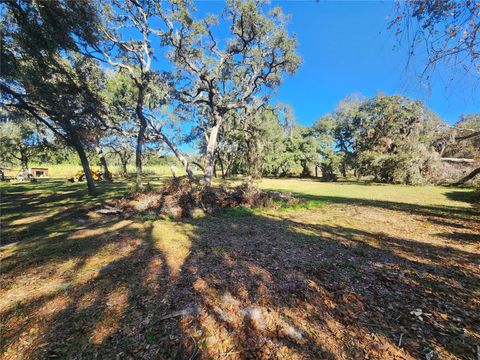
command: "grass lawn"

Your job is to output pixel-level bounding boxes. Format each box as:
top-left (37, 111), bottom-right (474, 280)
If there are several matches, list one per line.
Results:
top-left (1, 164), bottom-right (188, 179)
top-left (1, 178), bottom-right (479, 359)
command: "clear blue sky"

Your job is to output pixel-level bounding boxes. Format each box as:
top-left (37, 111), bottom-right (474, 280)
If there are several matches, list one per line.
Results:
top-left (196, 1), bottom-right (479, 126)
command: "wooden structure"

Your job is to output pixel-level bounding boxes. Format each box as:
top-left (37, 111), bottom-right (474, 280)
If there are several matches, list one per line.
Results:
top-left (29, 167), bottom-right (49, 177)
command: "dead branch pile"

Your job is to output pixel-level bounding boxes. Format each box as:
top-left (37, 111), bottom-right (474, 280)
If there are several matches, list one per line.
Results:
top-left (111, 178), bottom-right (300, 219)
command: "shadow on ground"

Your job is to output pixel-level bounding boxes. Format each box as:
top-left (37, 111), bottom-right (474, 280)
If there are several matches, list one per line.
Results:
top-left (1, 183), bottom-right (479, 359)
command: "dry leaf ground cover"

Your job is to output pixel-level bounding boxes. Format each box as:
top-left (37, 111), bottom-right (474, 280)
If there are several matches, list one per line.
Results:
top-left (1, 178), bottom-right (479, 359)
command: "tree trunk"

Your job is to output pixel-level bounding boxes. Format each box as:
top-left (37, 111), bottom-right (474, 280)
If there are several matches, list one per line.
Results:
top-left (454, 166), bottom-right (480, 185)
top-left (169, 165), bottom-right (177, 178)
top-left (218, 155), bottom-right (225, 178)
top-left (20, 152), bottom-right (29, 174)
top-left (75, 143), bottom-right (95, 194)
top-left (301, 160), bottom-right (310, 177)
top-left (155, 131), bottom-right (195, 181)
top-left (204, 121), bottom-right (222, 185)
top-left (135, 87), bottom-right (147, 190)
top-left (65, 121), bottom-right (95, 194)
top-left (96, 146), bottom-right (112, 182)
top-left (121, 159), bottom-right (129, 178)
top-left (17, 147), bottom-right (30, 180)
top-left (225, 162), bottom-right (232, 178)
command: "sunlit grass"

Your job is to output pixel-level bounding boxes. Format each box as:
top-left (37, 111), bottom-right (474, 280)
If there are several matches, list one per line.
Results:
top-left (258, 178), bottom-right (479, 208)
top-left (1, 163), bottom-right (195, 179)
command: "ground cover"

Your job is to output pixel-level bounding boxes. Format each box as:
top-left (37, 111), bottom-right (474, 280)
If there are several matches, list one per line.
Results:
top-left (1, 178), bottom-right (479, 359)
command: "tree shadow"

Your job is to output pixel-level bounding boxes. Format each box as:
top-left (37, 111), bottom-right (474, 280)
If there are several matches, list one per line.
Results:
top-left (1, 181), bottom-right (129, 246)
top-left (437, 231), bottom-right (480, 244)
top-left (444, 190), bottom-right (480, 207)
top-left (292, 193), bottom-right (480, 226)
top-left (2, 193), bottom-right (479, 359)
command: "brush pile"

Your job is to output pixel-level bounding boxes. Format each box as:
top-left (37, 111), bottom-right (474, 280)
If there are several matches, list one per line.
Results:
top-left (110, 178), bottom-right (300, 219)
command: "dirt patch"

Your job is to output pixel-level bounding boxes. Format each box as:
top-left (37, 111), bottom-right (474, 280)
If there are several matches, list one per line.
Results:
top-left (108, 178), bottom-right (300, 219)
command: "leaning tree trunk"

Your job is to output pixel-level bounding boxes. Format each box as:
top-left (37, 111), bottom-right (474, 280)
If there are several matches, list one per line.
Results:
top-left (135, 122), bottom-right (146, 189)
top-left (65, 122), bottom-right (95, 194)
top-left (454, 166), bottom-right (480, 185)
top-left (168, 162), bottom-right (177, 178)
top-left (204, 121), bottom-right (222, 185)
top-left (73, 141), bottom-right (95, 194)
top-left (155, 131), bottom-right (195, 181)
top-left (96, 146), bottom-right (112, 182)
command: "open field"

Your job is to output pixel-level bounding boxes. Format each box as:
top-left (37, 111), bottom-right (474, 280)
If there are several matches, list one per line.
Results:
top-left (1, 164), bottom-right (187, 179)
top-left (1, 178), bottom-right (479, 359)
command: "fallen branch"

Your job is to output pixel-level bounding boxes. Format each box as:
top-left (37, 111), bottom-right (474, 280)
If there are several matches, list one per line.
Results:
top-left (454, 166), bottom-right (480, 185)
top-left (188, 335), bottom-right (199, 360)
top-left (96, 207), bottom-right (122, 215)
top-left (441, 157), bottom-right (477, 163)
top-left (159, 306), bottom-right (199, 321)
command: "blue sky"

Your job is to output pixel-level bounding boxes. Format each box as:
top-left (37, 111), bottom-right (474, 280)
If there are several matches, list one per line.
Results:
top-left (196, 0), bottom-right (479, 126)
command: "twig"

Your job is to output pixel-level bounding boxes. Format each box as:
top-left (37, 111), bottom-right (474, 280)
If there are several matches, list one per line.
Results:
top-left (188, 335), bottom-right (198, 360)
top-left (398, 332), bottom-right (404, 347)
top-left (159, 307), bottom-right (194, 321)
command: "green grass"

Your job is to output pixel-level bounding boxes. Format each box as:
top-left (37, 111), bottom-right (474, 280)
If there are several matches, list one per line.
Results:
top-left (258, 178), bottom-right (479, 208)
top-left (217, 205), bottom-right (256, 217)
top-left (2, 163), bottom-right (192, 178)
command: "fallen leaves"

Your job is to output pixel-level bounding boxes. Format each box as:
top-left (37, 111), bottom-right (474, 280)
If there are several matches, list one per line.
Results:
top-left (1, 181), bottom-right (479, 359)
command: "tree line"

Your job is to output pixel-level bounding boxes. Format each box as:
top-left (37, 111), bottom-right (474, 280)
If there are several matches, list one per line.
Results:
top-left (1, 0), bottom-right (479, 193)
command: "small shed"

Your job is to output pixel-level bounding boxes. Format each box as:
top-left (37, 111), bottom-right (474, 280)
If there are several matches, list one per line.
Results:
top-left (29, 167), bottom-right (49, 177)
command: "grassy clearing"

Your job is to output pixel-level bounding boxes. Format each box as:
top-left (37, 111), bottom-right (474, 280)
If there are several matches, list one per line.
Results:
top-left (1, 163), bottom-right (188, 178)
top-left (1, 178), bottom-right (479, 359)
top-left (258, 178), bottom-right (479, 208)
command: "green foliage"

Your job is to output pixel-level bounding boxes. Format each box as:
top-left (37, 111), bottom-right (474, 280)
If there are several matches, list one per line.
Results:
top-left (1, 1), bottom-right (103, 134)
top-left (354, 95), bottom-right (442, 184)
top-left (0, 115), bottom-right (46, 169)
top-left (313, 115), bottom-right (342, 180)
top-left (214, 107), bottom-right (291, 178)
top-left (1, 0), bottom-right (105, 193)
top-left (442, 114), bottom-right (480, 159)
top-left (210, 105), bottom-right (319, 178)
top-left (166, 0), bottom-right (301, 182)
top-left (314, 94), bottom-right (443, 184)
top-left (280, 126), bottom-right (319, 177)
